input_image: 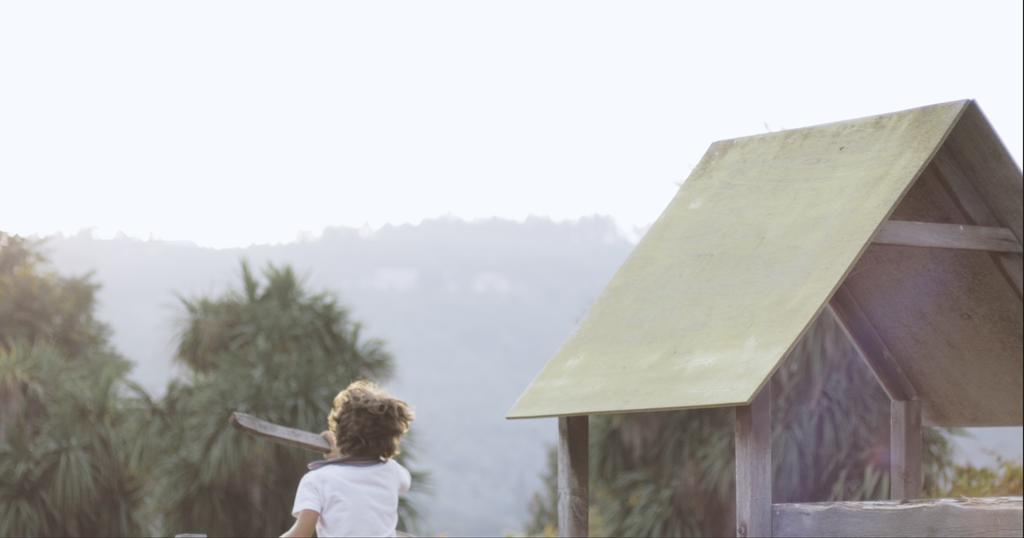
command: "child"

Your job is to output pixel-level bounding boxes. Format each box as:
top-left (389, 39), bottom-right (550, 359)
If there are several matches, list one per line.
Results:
top-left (282, 381), bottom-right (414, 538)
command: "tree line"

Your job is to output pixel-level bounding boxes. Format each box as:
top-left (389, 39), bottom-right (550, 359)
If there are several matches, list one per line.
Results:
top-left (2, 230), bottom-right (1019, 537)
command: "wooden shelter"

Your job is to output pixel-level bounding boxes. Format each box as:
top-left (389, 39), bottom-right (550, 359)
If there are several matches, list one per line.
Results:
top-left (507, 100), bottom-right (1023, 537)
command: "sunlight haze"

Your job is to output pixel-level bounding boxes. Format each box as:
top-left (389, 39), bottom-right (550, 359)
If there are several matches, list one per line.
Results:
top-left (2, 1), bottom-right (1022, 247)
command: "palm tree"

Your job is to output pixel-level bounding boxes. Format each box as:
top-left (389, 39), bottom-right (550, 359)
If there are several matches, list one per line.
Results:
top-left (0, 232), bottom-right (146, 537)
top-left (526, 312), bottom-right (954, 537)
top-left (146, 261), bottom-right (419, 537)
top-left (0, 233), bottom-right (112, 359)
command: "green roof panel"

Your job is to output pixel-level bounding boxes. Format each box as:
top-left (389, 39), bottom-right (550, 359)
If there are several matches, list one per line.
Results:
top-left (508, 101), bottom-right (968, 419)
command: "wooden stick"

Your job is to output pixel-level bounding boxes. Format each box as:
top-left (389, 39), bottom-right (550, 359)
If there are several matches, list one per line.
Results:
top-left (230, 412), bottom-right (331, 453)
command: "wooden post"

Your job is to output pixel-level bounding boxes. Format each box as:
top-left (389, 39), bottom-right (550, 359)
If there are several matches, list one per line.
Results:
top-left (557, 415), bottom-right (589, 537)
top-left (736, 384), bottom-right (772, 538)
top-left (890, 399), bottom-right (922, 499)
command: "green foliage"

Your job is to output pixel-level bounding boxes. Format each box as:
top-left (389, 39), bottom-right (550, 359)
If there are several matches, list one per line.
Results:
top-left (142, 261), bottom-right (418, 537)
top-left (0, 232), bottom-right (145, 537)
top-left (932, 457), bottom-right (1023, 498)
top-left (525, 449), bottom-right (559, 537)
top-left (0, 234), bottom-right (112, 359)
top-left (525, 312), bottom-right (957, 537)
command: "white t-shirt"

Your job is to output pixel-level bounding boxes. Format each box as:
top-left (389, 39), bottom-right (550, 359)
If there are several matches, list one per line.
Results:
top-left (291, 459), bottom-right (411, 537)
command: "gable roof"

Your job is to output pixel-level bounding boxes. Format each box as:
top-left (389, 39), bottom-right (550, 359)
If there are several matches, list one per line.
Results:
top-left (508, 100), bottom-right (1023, 424)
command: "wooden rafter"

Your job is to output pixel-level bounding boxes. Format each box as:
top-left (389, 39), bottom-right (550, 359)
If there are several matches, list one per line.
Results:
top-left (827, 287), bottom-right (917, 402)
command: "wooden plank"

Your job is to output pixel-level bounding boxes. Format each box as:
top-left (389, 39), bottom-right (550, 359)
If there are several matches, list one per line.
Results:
top-left (736, 384), bottom-right (772, 538)
top-left (890, 400), bottom-right (922, 499)
top-left (558, 416), bottom-right (588, 538)
top-left (773, 496), bottom-right (1024, 537)
top-left (230, 412), bottom-right (331, 453)
top-left (827, 287), bottom-right (917, 402)
top-left (874, 221), bottom-right (1022, 253)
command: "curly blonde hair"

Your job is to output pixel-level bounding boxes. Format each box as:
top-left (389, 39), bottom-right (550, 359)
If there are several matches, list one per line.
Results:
top-left (327, 380), bottom-right (413, 460)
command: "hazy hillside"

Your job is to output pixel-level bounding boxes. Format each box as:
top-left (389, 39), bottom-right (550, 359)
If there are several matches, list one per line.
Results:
top-left (39, 216), bottom-right (1021, 535)
top-left (43, 216), bottom-right (634, 536)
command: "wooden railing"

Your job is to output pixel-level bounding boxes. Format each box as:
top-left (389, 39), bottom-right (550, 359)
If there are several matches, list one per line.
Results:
top-left (772, 496), bottom-right (1023, 538)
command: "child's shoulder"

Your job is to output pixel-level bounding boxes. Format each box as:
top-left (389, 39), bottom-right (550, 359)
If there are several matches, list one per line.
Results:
top-left (387, 459), bottom-right (412, 491)
top-left (301, 463), bottom-right (338, 481)
top-left (384, 458), bottom-right (409, 472)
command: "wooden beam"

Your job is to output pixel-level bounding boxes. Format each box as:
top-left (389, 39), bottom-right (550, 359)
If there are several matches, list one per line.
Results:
top-left (827, 287), bottom-right (917, 402)
top-left (874, 221), bottom-right (1022, 254)
top-left (890, 399), bottom-right (922, 499)
top-left (230, 412), bottom-right (331, 453)
top-left (736, 384), bottom-right (772, 538)
top-left (558, 415), bottom-right (588, 537)
top-left (772, 496), bottom-right (1023, 537)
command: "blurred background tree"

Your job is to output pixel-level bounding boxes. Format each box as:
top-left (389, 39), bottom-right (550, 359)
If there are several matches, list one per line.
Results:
top-left (137, 262), bottom-right (420, 537)
top-left (525, 312), bottom-right (961, 537)
top-left (2, 233), bottom-right (420, 537)
top-left (0, 232), bottom-right (145, 536)
top-left (932, 458), bottom-right (1023, 498)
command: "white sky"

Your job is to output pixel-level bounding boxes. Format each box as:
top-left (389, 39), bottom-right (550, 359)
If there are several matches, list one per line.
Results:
top-left (2, 1), bottom-right (1021, 248)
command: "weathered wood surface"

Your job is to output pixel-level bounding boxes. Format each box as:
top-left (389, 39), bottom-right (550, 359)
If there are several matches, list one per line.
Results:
top-left (230, 412), bottom-right (331, 453)
top-left (557, 416), bottom-right (589, 537)
top-left (874, 221), bottom-right (1021, 253)
top-left (827, 288), bottom-right (916, 402)
top-left (890, 399), bottom-right (922, 499)
top-left (773, 496), bottom-right (1024, 537)
top-left (736, 385), bottom-right (772, 538)
top-left (842, 155), bottom-right (1023, 427)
